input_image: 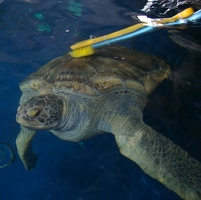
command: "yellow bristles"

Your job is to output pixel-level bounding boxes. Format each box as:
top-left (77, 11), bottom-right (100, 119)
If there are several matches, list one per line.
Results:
top-left (68, 46), bottom-right (95, 58)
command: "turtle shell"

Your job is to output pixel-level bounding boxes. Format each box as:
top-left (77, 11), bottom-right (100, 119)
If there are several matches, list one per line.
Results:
top-left (20, 46), bottom-right (170, 96)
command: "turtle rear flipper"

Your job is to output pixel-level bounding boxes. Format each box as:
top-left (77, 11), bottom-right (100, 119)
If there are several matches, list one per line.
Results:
top-left (16, 126), bottom-right (37, 171)
top-left (115, 123), bottom-right (201, 200)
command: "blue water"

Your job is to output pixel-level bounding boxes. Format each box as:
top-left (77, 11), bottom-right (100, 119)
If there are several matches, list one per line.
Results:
top-left (0, 0), bottom-right (201, 200)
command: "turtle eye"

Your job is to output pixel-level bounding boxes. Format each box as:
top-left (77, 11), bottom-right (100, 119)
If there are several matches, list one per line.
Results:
top-left (28, 108), bottom-right (41, 118)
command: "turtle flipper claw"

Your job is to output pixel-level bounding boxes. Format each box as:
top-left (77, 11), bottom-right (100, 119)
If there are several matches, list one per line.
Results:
top-left (22, 146), bottom-right (37, 171)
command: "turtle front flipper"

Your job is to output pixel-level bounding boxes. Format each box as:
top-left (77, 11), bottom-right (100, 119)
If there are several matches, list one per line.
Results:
top-left (16, 126), bottom-right (37, 171)
top-left (115, 123), bottom-right (201, 200)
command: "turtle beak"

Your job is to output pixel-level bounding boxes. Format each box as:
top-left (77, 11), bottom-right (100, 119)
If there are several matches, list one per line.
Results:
top-left (16, 106), bottom-right (28, 126)
top-left (17, 105), bottom-right (23, 113)
top-left (16, 105), bottom-right (40, 129)
top-left (16, 111), bottom-right (46, 130)
top-left (16, 105), bottom-right (23, 123)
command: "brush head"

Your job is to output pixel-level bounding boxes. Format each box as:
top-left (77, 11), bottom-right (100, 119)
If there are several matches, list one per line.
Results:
top-left (69, 46), bottom-right (95, 58)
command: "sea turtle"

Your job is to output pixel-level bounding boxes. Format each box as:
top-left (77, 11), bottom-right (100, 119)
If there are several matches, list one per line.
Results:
top-left (16, 45), bottom-right (201, 200)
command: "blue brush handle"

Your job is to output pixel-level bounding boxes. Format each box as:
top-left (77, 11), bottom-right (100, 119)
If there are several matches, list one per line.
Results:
top-left (185, 9), bottom-right (201, 23)
top-left (92, 9), bottom-right (201, 49)
top-left (92, 26), bottom-right (154, 48)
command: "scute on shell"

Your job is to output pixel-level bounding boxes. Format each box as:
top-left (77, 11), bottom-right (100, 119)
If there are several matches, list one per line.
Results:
top-left (20, 46), bottom-right (170, 96)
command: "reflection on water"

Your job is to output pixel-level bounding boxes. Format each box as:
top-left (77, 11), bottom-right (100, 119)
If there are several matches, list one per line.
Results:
top-left (0, 0), bottom-right (201, 200)
top-left (169, 30), bottom-right (201, 52)
top-left (142, 0), bottom-right (201, 16)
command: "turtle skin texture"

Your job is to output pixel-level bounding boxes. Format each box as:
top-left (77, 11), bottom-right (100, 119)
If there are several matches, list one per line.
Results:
top-left (16, 45), bottom-right (201, 200)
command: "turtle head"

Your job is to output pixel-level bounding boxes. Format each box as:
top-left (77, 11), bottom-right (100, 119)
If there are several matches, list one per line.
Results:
top-left (16, 94), bottom-right (64, 130)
